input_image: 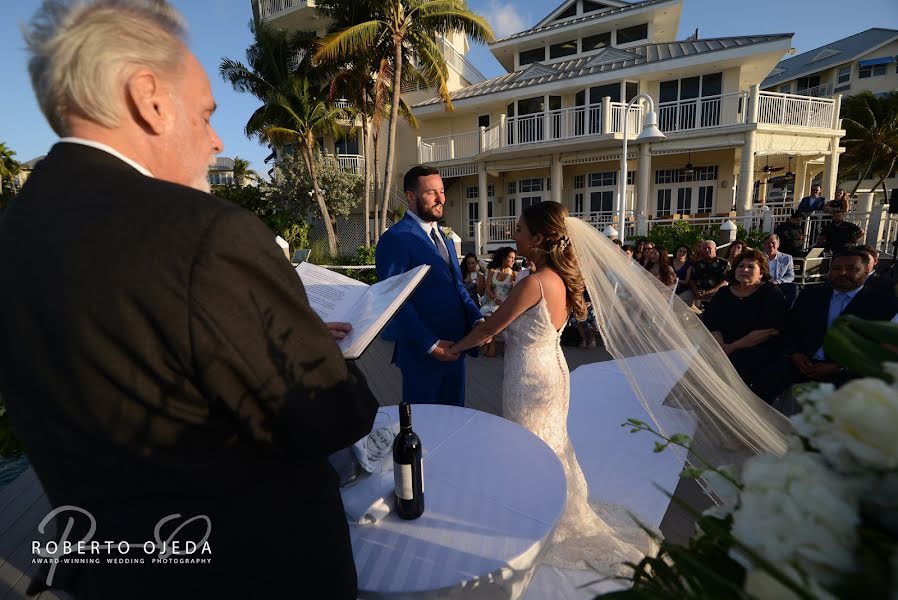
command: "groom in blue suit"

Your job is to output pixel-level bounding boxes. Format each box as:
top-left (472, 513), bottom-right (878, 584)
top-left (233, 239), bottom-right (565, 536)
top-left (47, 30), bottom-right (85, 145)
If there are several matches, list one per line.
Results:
top-left (376, 165), bottom-right (484, 406)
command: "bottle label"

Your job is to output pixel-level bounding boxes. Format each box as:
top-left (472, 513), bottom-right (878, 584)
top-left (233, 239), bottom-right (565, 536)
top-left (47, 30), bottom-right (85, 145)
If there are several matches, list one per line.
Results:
top-left (394, 462), bottom-right (423, 500)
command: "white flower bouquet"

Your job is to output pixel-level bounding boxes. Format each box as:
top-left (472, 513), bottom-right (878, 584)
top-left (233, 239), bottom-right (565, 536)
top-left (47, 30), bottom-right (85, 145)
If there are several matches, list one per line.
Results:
top-left (600, 316), bottom-right (898, 600)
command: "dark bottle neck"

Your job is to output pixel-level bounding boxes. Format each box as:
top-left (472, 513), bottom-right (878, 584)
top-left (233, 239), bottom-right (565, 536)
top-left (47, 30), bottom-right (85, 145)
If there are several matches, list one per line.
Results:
top-left (399, 402), bottom-right (412, 430)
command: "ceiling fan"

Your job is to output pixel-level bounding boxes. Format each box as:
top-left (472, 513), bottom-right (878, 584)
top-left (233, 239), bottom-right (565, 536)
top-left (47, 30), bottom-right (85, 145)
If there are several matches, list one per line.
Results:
top-left (755, 156), bottom-right (785, 175)
top-left (768, 157), bottom-right (796, 182)
top-left (681, 152), bottom-right (695, 176)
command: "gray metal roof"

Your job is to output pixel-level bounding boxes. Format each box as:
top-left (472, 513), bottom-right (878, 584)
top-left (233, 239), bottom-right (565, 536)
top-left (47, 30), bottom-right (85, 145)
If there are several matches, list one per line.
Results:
top-left (415, 34), bottom-right (792, 107)
top-left (762, 28), bottom-right (898, 88)
top-left (492, 0), bottom-right (673, 45)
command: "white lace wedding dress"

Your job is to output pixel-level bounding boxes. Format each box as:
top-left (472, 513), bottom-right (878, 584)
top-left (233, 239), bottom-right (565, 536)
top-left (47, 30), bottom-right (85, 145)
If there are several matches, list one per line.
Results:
top-left (502, 276), bottom-right (650, 577)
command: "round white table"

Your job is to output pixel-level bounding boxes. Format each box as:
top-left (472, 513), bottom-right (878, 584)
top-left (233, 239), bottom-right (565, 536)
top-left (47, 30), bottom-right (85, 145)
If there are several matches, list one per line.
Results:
top-left (349, 404), bottom-right (566, 599)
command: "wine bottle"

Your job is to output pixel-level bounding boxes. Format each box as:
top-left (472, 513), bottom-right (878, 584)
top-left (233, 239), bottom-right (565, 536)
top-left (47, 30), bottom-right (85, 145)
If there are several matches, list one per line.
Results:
top-left (393, 402), bottom-right (424, 519)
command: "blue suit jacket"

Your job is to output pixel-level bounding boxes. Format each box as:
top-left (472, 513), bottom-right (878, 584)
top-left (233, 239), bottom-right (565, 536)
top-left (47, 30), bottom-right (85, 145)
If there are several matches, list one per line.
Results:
top-left (376, 214), bottom-right (483, 369)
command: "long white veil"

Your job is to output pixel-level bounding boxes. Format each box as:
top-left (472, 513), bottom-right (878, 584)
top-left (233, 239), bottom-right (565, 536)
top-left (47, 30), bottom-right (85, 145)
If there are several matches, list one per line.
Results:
top-left (564, 217), bottom-right (791, 469)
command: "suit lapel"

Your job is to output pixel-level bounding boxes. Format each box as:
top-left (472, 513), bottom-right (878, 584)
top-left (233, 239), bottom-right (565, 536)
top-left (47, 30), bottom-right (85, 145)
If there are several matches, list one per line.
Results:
top-left (403, 214), bottom-right (450, 269)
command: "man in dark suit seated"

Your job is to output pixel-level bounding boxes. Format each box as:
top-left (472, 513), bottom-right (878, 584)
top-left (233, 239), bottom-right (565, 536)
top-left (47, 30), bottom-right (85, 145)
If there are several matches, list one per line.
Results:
top-left (752, 249), bottom-right (898, 412)
top-left (0, 2), bottom-right (378, 598)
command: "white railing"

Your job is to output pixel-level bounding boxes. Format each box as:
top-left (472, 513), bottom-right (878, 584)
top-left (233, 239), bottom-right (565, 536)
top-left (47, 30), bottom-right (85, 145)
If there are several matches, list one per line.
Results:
top-left (335, 154), bottom-right (363, 173)
top-left (255, 0), bottom-right (307, 19)
top-left (419, 131), bottom-right (481, 162)
top-left (796, 82), bottom-right (834, 98)
top-left (505, 104), bottom-right (604, 145)
top-left (487, 216), bottom-right (518, 243)
top-left (645, 214), bottom-right (756, 238)
top-left (609, 102), bottom-right (643, 135)
top-left (334, 99), bottom-right (352, 109)
top-left (438, 38), bottom-right (487, 84)
top-left (657, 92), bottom-right (748, 133)
top-left (483, 122), bottom-right (502, 151)
top-left (880, 212), bottom-right (898, 256)
top-left (757, 91), bottom-right (835, 129)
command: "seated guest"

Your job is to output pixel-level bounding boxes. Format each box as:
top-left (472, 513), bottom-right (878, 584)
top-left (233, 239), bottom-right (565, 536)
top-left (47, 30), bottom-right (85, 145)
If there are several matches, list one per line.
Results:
top-left (632, 240), bottom-right (646, 265)
top-left (671, 244), bottom-right (692, 295)
top-left (752, 249), bottom-right (898, 410)
top-left (460, 253), bottom-right (485, 308)
top-left (702, 249), bottom-right (786, 388)
top-left (644, 245), bottom-right (678, 290)
top-left (816, 209), bottom-right (862, 252)
top-left (622, 244), bottom-right (634, 259)
top-left (724, 239), bottom-right (748, 271)
top-left (681, 240), bottom-right (729, 310)
top-left (763, 234), bottom-right (798, 308)
top-left (639, 240), bottom-right (655, 267)
top-left (775, 212), bottom-right (807, 257)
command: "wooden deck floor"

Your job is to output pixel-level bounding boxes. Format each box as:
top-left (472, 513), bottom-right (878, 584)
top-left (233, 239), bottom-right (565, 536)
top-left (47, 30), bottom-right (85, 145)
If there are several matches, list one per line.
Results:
top-left (0, 339), bottom-right (705, 599)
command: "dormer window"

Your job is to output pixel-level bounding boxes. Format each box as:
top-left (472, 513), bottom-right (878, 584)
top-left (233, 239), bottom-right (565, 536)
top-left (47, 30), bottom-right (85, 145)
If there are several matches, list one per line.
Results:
top-left (616, 23), bottom-right (648, 45)
top-left (519, 47), bottom-right (546, 66)
top-left (583, 31), bottom-right (611, 52)
top-left (550, 40), bottom-right (578, 59)
top-left (583, 0), bottom-right (611, 13)
top-left (554, 4), bottom-right (576, 21)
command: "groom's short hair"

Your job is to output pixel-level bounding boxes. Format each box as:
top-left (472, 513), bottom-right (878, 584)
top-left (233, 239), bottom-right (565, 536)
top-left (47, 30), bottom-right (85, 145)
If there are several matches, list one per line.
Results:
top-left (404, 165), bottom-right (440, 193)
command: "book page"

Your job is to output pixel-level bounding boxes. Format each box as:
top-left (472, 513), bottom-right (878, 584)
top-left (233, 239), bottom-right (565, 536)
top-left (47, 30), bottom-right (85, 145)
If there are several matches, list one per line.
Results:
top-left (295, 262), bottom-right (368, 322)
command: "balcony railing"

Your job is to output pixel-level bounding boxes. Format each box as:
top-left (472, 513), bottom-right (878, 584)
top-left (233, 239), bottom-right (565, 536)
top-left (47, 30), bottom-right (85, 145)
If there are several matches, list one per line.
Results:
top-left (323, 153), bottom-right (363, 174)
top-left (796, 82), bottom-right (834, 98)
top-left (255, 0), bottom-right (309, 20)
top-left (757, 91), bottom-right (835, 129)
top-left (657, 92), bottom-right (748, 133)
top-left (418, 89), bottom-right (839, 163)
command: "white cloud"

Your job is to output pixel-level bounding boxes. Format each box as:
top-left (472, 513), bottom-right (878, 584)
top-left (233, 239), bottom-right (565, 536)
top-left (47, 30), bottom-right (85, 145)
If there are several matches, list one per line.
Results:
top-left (483, 0), bottom-right (527, 38)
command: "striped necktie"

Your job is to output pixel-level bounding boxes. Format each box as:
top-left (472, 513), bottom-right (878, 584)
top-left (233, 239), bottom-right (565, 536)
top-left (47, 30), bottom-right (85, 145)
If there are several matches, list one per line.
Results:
top-left (430, 227), bottom-right (450, 264)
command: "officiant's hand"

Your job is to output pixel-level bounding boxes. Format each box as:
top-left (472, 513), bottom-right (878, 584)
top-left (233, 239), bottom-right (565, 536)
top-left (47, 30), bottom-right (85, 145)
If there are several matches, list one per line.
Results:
top-left (432, 340), bottom-right (460, 362)
top-left (327, 322), bottom-right (352, 340)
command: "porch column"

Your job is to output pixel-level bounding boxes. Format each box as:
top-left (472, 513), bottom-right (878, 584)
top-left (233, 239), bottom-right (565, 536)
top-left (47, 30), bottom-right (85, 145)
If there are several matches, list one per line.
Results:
top-left (737, 130), bottom-right (757, 215)
top-left (416, 136), bottom-right (423, 164)
top-left (821, 137), bottom-right (841, 202)
top-left (758, 174), bottom-right (769, 204)
top-left (551, 154), bottom-right (562, 204)
top-left (795, 157), bottom-right (809, 205)
top-left (478, 164), bottom-right (488, 255)
top-left (637, 143), bottom-right (651, 222)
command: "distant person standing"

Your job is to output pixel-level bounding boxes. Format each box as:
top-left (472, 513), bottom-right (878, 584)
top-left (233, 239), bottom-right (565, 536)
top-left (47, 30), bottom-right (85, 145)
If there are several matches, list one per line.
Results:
top-left (816, 209), bottom-right (863, 252)
top-left (824, 188), bottom-right (850, 214)
top-left (796, 184), bottom-right (825, 213)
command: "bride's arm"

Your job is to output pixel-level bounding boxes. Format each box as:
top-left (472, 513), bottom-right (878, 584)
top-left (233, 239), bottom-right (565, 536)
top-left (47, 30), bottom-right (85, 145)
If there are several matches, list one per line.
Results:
top-left (449, 275), bottom-right (543, 354)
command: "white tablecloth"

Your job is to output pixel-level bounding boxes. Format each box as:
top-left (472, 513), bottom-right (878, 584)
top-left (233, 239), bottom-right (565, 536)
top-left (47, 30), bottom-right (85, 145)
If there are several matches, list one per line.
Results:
top-left (349, 405), bottom-right (567, 599)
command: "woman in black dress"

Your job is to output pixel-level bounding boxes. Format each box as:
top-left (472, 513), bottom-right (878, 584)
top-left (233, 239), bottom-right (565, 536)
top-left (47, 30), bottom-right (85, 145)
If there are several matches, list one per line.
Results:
top-left (701, 248), bottom-right (786, 390)
top-left (460, 252), bottom-right (485, 308)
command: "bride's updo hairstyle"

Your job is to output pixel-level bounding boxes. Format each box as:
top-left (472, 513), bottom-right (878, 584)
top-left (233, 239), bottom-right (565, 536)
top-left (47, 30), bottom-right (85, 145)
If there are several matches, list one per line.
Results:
top-left (521, 202), bottom-right (587, 320)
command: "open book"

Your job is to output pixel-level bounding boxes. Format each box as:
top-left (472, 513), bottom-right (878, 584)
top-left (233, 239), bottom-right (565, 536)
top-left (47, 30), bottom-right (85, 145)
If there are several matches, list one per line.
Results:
top-left (295, 262), bottom-right (431, 360)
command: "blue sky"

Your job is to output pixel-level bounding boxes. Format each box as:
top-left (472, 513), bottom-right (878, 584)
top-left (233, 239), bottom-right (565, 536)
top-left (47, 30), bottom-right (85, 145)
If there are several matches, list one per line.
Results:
top-left (1, 0), bottom-right (896, 178)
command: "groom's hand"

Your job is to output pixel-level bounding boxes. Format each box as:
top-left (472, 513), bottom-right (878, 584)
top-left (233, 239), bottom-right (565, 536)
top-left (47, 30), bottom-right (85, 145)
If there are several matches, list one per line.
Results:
top-left (432, 340), bottom-right (460, 362)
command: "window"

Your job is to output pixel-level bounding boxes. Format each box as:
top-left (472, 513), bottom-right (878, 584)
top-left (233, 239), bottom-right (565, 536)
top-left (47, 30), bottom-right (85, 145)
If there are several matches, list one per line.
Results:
top-left (550, 40), bottom-right (578, 59)
top-left (655, 166), bottom-right (718, 184)
top-left (698, 186), bottom-right (714, 213)
top-left (519, 47), bottom-right (545, 66)
top-left (589, 171), bottom-right (615, 187)
top-left (797, 75), bottom-right (821, 91)
top-left (590, 190), bottom-right (614, 212)
top-left (778, 83), bottom-right (792, 94)
top-left (837, 66), bottom-right (850, 84)
top-left (478, 114), bottom-right (490, 128)
top-left (656, 189), bottom-right (672, 217)
top-left (859, 64), bottom-right (886, 78)
top-left (582, 31), bottom-right (611, 52)
top-left (554, 4), bottom-right (576, 21)
top-left (574, 175), bottom-right (585, 189)
top-left (519, 178), bottom-right (544, 192)
top-left (616, 23), bottom-right (648, 45)
top-left (508, 181), bottom-right (516, 194)
top-left (583, 0), bottom-right (610, 13)
top-left (466, 185), bottom-right (495, 199)
top-left (676, 188), bottom-right (692, 216)
top-left (574, 193), bottom-right (585, 213)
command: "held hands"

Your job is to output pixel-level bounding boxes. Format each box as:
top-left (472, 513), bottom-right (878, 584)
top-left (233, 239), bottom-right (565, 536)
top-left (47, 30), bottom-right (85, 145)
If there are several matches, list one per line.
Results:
top-left (327, 322), bottom-right (352, 340)
top-left (432, 340), bottom-right (461, 362)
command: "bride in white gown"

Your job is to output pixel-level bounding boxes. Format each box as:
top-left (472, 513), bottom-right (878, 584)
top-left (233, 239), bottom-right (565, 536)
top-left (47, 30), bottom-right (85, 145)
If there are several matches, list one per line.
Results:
top-left (449, 201), bottom-right (792, 580)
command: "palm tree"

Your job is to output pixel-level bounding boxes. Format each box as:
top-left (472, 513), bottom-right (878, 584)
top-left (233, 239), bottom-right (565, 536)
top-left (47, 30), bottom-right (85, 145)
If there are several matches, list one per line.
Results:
top-left (840, 91), bottom-right (898, 196)
top-left (315, 0), bottom-right (494, 233)
top-left (0, 142), bottom-right (21, 197)
top-left (230, 156), bottom-right (257, 187)
top-left (221, 21), bottom-right (343, 255)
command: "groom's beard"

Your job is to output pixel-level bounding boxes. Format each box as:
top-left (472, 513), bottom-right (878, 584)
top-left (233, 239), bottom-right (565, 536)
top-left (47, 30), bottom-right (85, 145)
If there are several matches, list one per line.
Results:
top-left (414, 196), bottom-right (443, 223)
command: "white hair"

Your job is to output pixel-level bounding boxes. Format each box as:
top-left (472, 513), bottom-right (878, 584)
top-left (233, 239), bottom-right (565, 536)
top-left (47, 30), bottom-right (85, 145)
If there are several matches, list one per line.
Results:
top-left (23, 0), bottom-right (188, 136)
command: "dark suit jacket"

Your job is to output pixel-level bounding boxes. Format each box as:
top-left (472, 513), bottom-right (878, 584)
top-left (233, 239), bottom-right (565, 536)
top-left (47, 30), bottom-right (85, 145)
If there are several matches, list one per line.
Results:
top-left (785, 283), bottom-right (898, 358)
top-left (375, 213), bottom-right (482, 369)
top-left (0, 143), bottom-right (378, 599)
